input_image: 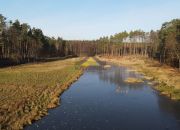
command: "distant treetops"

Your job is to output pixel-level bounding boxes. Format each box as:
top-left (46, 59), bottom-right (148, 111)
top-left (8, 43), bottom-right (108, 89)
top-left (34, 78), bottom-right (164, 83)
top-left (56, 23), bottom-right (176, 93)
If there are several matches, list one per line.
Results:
top-left (0, 13), bottom-right (180, 69)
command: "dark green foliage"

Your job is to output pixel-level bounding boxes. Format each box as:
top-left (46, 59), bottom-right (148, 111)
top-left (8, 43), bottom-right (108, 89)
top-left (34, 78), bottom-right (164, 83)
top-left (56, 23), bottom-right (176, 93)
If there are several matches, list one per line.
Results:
top-left (95, 19), bottom-right (180, 69)
top-left (0, 13), bottom-right (180, 69)
top-left (0, 14), bottom-right (75, 66)
top-left (158, 19), bottom-right (180, 68)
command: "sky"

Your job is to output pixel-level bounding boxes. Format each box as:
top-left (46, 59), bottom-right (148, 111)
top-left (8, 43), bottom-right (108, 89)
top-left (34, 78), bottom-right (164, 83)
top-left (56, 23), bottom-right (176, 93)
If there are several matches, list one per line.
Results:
top-left (0, 0), bottom-right (180, 40)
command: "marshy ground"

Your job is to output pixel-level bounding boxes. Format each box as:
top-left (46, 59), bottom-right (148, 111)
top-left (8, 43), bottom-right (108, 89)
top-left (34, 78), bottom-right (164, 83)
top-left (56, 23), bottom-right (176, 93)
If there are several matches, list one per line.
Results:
top-left (25, 57), bottom-right (180, 130)
top-left (1, 56), bottom-right (180, 130)
top-left (97, 56), bottom-right (180, 100)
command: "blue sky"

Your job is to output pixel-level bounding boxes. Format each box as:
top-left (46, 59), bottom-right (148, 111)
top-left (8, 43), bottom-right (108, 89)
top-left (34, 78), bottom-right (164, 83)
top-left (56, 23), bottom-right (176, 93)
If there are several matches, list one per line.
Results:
top-left (0, 0), bottom-right (180, 40)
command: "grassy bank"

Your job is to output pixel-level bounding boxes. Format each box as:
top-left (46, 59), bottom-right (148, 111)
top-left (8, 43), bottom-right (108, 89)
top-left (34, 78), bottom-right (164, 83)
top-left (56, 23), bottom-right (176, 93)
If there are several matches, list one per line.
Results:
top-left (97, 56), bottom-right (180, 100)
top-left (81, 57), bottom-right (99, 67)
top-left (0, 58), bottom-right (84, 130)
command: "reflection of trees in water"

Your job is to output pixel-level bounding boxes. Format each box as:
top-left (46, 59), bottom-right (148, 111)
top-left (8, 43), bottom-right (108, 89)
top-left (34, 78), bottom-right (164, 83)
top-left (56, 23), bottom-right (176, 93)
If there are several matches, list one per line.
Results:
top-left (157, 94), bottom-right (180, 121)
top-left (94, 66), bottom-right (145, 91)
top-left (89, 66), bottom-right (180, 124)
top-left (115, 86), bottom-right (129, 94)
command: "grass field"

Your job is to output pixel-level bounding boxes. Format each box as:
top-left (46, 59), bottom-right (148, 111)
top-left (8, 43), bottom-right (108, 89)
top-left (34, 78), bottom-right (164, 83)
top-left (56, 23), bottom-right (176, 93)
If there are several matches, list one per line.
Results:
top-left (81, 57), bottom-right (99, 67)
top-left (0, 58), bottom-right (83, 130)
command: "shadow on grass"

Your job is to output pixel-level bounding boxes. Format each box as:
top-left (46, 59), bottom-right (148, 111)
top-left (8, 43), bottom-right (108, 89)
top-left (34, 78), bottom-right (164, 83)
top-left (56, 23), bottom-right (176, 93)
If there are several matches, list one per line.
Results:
top-left (0, 55), bottom-right (77, 68)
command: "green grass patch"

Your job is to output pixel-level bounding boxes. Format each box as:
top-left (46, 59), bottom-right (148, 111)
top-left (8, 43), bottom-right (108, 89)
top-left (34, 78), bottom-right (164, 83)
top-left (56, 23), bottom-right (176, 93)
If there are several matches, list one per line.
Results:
top-left (81, 57), bottom-right (99, 67)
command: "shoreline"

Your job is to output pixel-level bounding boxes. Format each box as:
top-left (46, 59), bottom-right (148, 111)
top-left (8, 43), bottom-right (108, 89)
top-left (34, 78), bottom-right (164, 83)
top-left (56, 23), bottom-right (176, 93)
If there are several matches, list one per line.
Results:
top-left (97, 56), bottom-right (180, 101)
top-left (23, 69), bottom-right (83, 130)
top-left (0, 58), bottom-right (84, 130)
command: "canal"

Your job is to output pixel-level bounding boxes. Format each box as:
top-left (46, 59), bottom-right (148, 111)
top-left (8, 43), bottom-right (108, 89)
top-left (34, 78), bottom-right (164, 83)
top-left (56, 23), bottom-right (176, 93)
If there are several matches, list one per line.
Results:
top-left (26, 64), bottom-right (180, 130)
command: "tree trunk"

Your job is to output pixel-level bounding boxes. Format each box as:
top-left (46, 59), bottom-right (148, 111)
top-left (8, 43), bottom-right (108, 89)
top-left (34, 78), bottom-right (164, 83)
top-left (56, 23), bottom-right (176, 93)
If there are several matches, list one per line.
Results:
top-left (179, 59), bottom-right (180, 71)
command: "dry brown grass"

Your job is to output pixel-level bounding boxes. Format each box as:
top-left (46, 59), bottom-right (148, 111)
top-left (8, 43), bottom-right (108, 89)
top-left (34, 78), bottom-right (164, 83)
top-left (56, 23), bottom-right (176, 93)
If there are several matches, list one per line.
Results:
top-left (97, 55), bottom-right (180, 100)
top-left (0, 57), bottom-right (81, 73)
top-left (0, 58), bottom-right (83, 130)
top-left (124, 78), bottom-right (144, 84)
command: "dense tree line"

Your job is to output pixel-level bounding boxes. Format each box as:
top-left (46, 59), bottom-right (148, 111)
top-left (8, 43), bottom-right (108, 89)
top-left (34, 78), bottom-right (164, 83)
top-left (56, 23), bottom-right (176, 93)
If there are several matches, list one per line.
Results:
top-left (66, 40), bottom-right (97, 56)
top-left (95, 30), bottom-right (150, 56)
top-left (158, 19), bottom-right (180, 68)
top-left (0, 14), bottom-right (180, 69)
top-left (95, 19), bottom-right (180, 69)
top-left (0, 14), bottom-right (74, 66)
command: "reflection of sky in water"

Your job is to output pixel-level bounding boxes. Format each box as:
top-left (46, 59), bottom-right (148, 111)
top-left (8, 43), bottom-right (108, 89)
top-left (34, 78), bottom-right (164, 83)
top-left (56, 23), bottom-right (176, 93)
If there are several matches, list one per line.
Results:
top-left (88, 65), bottom-right (145, 92)
top-left (26, 65), bottom-right (180, 130)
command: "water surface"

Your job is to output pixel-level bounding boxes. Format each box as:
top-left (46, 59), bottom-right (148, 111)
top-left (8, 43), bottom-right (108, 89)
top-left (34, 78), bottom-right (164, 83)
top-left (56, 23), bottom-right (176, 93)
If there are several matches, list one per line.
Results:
top-left (26, 65), bottom-right (180, 130)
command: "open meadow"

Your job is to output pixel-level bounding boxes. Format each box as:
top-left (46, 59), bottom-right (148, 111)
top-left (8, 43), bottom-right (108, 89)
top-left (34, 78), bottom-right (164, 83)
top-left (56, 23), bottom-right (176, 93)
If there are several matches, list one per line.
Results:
top-left (0, 58), bottom-right (84, 130)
